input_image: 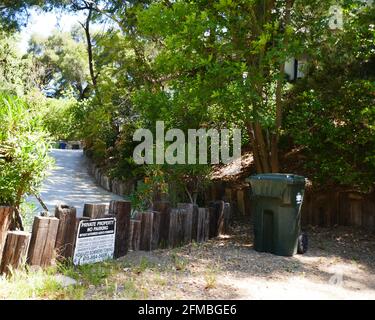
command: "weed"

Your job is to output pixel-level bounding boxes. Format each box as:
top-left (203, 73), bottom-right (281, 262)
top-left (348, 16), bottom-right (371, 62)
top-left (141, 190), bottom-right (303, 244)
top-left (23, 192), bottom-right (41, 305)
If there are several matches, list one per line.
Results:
top-left (133, 256), bottom-right (154, 274)
top-left (204, 270), bottom-right (217, 290)
top-left (170, 252), bottom-right (187, 271)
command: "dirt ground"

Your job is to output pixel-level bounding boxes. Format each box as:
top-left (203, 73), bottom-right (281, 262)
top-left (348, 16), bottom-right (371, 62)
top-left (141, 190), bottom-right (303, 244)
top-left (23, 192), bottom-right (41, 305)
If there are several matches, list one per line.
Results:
top-left (100, 219), bottom-right (375, 300)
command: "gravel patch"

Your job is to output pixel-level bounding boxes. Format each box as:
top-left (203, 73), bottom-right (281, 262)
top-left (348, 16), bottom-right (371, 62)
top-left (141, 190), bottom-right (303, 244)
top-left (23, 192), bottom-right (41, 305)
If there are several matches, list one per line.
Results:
top-left (108, 219), bottom-right (375, 300)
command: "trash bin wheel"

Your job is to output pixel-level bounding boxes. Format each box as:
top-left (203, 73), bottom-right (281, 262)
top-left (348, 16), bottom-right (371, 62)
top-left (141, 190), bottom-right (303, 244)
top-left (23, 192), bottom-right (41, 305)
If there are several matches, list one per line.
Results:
top-left (297, 232), bottom-right (308, 254)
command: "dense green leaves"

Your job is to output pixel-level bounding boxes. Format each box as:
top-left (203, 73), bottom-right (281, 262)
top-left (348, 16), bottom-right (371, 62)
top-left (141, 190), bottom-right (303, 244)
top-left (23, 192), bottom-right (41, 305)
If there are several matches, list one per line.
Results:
top-left (1, 0), bottom-right (373, 199)
top-left (0, 1), bottom-right (47, 30)
top-left (28, 30), bottom-right (90, 99)
top-left (0, 32), bottom-right (37, 96)
top-left (67, 0), bottom-right (374, 190)
top-left (0, 93), bottom-right (53, 206)
top-left (285, 3), bottom-right (375, 189)
top-left (286, 81), bottom-right (375, 189)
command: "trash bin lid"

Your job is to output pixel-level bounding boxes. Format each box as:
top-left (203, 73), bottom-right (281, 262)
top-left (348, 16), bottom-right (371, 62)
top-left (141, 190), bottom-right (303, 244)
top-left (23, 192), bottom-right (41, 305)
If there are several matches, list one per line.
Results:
top-left (246, 173), bottom-right (305, 199)
top-left (247, 173), bottom-right (305, 185)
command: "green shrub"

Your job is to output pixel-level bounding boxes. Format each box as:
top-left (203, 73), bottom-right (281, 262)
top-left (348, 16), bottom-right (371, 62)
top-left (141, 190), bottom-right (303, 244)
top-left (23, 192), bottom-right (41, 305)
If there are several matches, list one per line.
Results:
top-left (284, 4), bottom-right (375, 191)
top-left (41, 97), bottom-right (79, 141)
top-left (27, 91), bottom-right (80, 141)
top-left (0, 93), bottom-right (53, 206)
top-left (285, 80), bottom-right (375, 190)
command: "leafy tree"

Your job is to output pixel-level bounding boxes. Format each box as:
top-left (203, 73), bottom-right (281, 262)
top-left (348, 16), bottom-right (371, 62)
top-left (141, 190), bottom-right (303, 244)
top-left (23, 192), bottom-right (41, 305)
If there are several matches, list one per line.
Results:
top-left (0, 93), bottom-right (53, 228)
top-left (0, 0), bottom-right (65, 30)
top-left (0, 31), bottom-right (39, 96)
top-left (121, 0), bottom-right (334, 173)
top-left (8, 0), bottom-right (372, 195)
top-left (28, 30), bottom-right (90, 98)
top-left (26, 90), bottom-right (80, 140)
top-left (285, 2), bottom-right (375, 190)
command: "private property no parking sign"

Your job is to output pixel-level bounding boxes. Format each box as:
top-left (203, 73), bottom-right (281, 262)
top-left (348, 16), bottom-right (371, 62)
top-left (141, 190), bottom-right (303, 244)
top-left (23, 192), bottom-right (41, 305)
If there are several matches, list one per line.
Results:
top-left (73, 217), bottom-right (116, 265)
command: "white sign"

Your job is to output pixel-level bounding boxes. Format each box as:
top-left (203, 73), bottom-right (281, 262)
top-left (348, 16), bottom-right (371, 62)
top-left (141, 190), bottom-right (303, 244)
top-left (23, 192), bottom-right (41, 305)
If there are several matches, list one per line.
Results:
top-left (296, 192), bottom-right (303, 205)
top-left (73, 217), bottom-right (116, 265)
top-left (329, 5), bottom-right (343, 30)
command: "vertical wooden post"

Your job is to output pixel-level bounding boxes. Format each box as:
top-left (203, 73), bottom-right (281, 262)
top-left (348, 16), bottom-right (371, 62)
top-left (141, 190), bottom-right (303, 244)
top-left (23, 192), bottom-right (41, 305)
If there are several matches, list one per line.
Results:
top-left (168, 209), bottom-right (184, 248)
top-left (182, 209), bottom-right (192, 244)
top-left (139, 211), bottom-right (154, 251)
top-left (244, 186), bottom-right (252, 216)
top-left (208, 200), bottom-right (226, 238)
top-left (0, 206), bottom-right (13, 259)
top-left (110, 200), bottom-right (131, 258)
top-left (191, 204), bottom-right (199, 241)
top-left (130, 219), bottom-right (141, 251)
top-left (224, 188), bottom-right (232, 203)
top-left (226, 188), bottom-right (239, 216)
top-left (208, 207), bottom-right (216, 239)
top-left (129, 218), bottom-right (134, 250)
top-left (222, 202), bottom-right (231, 235)
top-left (213, 200), bottom-right (225, 236)
top-left (151, 211), bottom-right (161, 250)
top-left (0, 231), bottom-right (31, 275)
top-left (197, 208), bottom-right (210, 242)
top-left (208, 203), bottom-right (218, 238)
top-left (237, 189), bottom-right (246, 215)
top-left (55, 204), bottom-right (77, 260)
top-left (27, 216), bottom-right (59, 267)
top-left (152, 201), bottom-right (171, 248)
top-left (83, 203), bottom-right (108, 219)
top-left (363, 194), bottom-right (375, 232)
top-left (177, 203), bottom-right (193, 244)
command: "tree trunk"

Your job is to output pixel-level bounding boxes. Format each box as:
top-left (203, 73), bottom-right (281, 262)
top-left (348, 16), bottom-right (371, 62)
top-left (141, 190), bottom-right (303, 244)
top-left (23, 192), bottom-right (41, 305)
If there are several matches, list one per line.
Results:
top-left (254, 122), bottom-right (271, 173)
top-left (271, 0), bottom-right (294, 172)
top-left (83, 4), bottom-right (97, 88)
top-left (245, 1), bottom-right (296, 174)
top-left (246, 122), bottom-right (264, 173)
top-left (271, 66), bottom-right (283, 173)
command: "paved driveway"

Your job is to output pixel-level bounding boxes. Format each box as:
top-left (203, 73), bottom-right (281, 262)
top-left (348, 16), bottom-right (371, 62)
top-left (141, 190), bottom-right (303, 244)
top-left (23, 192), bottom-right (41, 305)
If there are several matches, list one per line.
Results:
top-left (27, 149), bottom-right (124, 216)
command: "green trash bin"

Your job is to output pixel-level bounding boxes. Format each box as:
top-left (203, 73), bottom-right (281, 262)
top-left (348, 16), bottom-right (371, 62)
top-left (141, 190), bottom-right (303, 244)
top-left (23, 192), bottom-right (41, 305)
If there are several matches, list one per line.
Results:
top-left (247, 173), bottom-right (306, 256)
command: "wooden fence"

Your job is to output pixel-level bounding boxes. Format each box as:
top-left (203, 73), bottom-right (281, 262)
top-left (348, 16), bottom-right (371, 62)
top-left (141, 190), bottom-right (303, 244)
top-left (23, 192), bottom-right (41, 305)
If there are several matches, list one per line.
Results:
top-left (0, 200), bottom-right (231, 275)
top-left (207, 181), bottom-right (375, 232)
top-left (301, 190), bottom-right (375, 230)
top-left (87, 155), bottom-right (375, 231)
